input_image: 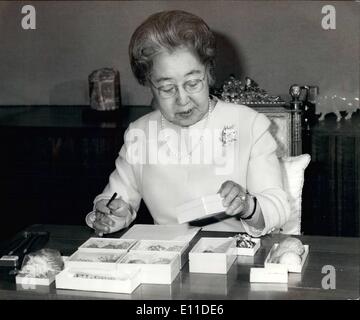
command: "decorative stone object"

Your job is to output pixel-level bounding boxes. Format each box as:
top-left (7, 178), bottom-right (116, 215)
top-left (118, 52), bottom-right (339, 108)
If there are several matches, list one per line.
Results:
top-left (89, 68), bottom-right (121, 111)
top-left (316, 90), bottom-right (359, 121)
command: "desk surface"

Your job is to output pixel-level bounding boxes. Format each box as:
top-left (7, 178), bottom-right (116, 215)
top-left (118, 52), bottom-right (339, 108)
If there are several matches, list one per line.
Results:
top-left (0, 224), bottom-right (359, 300)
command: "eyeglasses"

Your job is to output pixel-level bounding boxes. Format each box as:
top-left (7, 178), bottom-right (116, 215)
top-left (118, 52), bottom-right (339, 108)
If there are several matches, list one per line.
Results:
top-left (149, 73), bottom-right (207, 99)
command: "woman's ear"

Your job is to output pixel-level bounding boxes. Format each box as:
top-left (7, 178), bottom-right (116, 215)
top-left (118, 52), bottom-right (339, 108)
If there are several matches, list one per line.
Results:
top-left (144, 78), bottom-right (151, 87)
top-left (206, 63), bottom-right (216, 87)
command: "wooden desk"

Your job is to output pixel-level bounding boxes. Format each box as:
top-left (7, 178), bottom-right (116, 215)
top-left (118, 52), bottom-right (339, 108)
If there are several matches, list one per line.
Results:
top-left (0, 225), bottom-right (358, 300)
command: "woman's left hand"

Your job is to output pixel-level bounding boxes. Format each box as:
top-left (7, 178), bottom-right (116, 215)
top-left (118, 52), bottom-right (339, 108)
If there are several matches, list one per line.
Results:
top-left (218, 180), bottom-right (250, 216)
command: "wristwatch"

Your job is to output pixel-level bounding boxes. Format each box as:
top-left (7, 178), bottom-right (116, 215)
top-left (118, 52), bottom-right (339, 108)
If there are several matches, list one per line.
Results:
top-left (241, 194), bottom-right (257, 220)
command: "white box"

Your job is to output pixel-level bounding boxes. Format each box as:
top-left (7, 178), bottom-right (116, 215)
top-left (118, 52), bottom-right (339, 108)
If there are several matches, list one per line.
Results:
top-left (176, 194), bottom-right (226, 224)
top-left (264, 244), bottom-right (309, 273)
top-left (233, 237), bottom-right (261, 256)
top-left (118, 251), bottom-right (181, 284)
top-left (65, 250), bottom-right (126, 270)
top-left (78, 237), bottom-right (137, 252)
top-left (15, 256), bottom-right (67, 287)
top-left (15, 274), bottom-right (56, 286)
top-left (130, 240), bottom-right (189, 268)
top-left (189, 237), bottom-right (237, 274)
top-left (55, 266), bottom-right (141, 294)
top-left (250, 267), bottom-right (288, 284)
top-left (249, 283), bottom-right (288, 292)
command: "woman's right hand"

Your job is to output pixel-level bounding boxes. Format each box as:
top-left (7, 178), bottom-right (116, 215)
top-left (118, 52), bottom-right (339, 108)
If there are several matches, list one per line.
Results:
top-left (93, 197), bottom-right (132, 235)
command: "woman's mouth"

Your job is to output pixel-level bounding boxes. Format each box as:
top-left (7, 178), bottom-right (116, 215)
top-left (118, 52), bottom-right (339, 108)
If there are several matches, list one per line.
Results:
top-left (177, 109), bottom-right (193, 118)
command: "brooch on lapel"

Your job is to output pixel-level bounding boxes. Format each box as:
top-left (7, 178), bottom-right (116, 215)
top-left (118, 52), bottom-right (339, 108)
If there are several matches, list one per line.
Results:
top-left (220, 125), bottom-right (237, 146)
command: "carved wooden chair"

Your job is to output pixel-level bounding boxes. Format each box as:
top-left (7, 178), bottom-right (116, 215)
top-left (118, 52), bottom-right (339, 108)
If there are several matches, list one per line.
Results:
top-left (214, 76), bottom-right (311, 235)
top-left (253, 106), bottom-right (311, 235)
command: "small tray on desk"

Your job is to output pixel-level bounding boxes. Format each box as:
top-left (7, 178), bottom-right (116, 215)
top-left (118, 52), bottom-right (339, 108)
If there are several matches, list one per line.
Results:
top-left (130, 239), bottom-right (189, 268)
top-left (65, 250), bottom-right (126, 270)
top-left (16, 273), bottom-right (57, 286)
top-left (189, 237), bottom-right (237, 274)
top-left (78, 238), bottom-right (137, 252)
top-left (55, 266), bottom-right (141, 294)
top-left (264, 243), bottom-right (309, 273)
top-left (118, 251), bottom-right (181, 284)
top-left (232, 234), bottom-right (261, 256)
top-left (235, 238), bottom-right (261, 256)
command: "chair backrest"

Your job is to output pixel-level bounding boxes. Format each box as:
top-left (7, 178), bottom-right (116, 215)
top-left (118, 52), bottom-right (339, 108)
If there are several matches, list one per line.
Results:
top-left (254, 106), bottom-right (302, 157)
top-left (278, 154), bottom-right (311, 235)
top-left (255, 106), bottom-right (307, 235)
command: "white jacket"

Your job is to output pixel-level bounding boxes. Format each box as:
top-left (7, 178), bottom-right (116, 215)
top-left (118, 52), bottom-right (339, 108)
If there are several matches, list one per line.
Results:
top-left (93, 100), bottom-right (290, 237)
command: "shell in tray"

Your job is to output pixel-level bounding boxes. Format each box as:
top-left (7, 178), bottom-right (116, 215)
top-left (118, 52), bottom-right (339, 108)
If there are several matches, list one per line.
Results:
top-left (232, 234), bottom-right (261, 256)
top-left (264, 243), bottom-right (309, 273)
top-left (65, 250), bottom-right (126, 270)
top-left (120, 251), bottom-right (177, 265)
top-left (131, 240), bottom-right (187, 253)
top-left (79, 238), bottom-right (137, 251)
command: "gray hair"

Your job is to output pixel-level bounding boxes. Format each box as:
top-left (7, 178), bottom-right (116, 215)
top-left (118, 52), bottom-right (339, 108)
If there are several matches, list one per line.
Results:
top-left (129, 10), bottom-right (216, 86)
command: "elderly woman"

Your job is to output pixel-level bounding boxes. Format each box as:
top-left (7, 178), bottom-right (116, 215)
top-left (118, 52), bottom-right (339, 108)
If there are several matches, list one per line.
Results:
top-left (89, 10), bottom-right (290, 237)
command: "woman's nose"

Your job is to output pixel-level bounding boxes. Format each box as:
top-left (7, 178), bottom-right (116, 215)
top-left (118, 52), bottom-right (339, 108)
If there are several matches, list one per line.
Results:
top-left (176, 86), bottom-right (190, 106)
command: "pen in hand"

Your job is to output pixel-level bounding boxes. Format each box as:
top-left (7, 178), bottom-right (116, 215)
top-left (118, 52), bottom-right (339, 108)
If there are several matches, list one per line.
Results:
top-left (106, 192), bottom-right (118, 209)
top-left (96, 192), bottom-right (118, 237)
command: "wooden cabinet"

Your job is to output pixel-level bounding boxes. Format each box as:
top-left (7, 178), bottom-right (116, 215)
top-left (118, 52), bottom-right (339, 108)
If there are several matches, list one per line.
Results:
top-left (302, 113), bottom-right (360, 236)
top-left (0, 106), bottom-right (151, 239)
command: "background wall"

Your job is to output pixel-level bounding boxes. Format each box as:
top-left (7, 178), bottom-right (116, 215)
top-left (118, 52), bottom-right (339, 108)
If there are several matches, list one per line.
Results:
top-left (0, 1), bottom-right (359, 110)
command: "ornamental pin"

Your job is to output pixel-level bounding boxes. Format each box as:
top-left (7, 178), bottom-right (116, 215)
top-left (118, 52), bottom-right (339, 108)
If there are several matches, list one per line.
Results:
top-left (220, 125), bottom-right (237, 146)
